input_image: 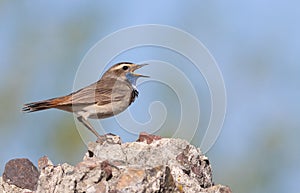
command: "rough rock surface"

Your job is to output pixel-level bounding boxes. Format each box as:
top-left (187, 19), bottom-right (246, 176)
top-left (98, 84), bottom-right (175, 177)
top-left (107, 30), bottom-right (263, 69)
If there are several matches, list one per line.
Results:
top-left (2, 158), bottom-right (39, 191)
top-left (0, 133), bottom-right (231, 193)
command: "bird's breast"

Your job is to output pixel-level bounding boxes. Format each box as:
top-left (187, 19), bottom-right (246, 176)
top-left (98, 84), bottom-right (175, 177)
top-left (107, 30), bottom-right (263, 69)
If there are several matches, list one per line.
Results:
top-left (130, 88), bottom-right (139, 105)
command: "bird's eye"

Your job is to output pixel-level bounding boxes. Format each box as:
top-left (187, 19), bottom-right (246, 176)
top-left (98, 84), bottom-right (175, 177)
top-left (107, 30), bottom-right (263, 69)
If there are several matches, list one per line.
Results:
top-left (122, 66), bottom-right (129, 70)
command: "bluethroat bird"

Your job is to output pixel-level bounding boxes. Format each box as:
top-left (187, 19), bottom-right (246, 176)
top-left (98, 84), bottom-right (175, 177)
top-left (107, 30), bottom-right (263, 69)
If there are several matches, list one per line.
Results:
top-left (22, 62), bottom-right (149, 138)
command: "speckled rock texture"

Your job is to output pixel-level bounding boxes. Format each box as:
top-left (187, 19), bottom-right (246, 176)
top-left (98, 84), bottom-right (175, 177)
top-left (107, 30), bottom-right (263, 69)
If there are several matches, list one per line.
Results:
top-left (0, 133), bottom-right (231, 193)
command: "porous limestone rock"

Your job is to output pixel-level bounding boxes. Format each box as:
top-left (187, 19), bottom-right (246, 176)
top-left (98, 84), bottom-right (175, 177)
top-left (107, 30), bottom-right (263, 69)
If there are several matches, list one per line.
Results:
top-left (1, 133), bottom-right (231, 193)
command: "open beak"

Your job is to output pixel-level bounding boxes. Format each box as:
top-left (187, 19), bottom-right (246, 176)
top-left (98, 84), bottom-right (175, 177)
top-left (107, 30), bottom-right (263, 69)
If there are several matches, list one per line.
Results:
top-left (132, 64), bottom-right (149, 77)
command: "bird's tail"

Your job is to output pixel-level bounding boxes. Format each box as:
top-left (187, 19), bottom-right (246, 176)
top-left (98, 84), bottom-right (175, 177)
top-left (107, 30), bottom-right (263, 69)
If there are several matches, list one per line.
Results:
top-left (22, 97), bottom-right (66, 113)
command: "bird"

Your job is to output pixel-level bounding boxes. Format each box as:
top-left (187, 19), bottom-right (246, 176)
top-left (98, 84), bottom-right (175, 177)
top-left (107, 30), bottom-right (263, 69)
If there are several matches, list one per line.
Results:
top-left (22, 62), bottom-right (149, 138)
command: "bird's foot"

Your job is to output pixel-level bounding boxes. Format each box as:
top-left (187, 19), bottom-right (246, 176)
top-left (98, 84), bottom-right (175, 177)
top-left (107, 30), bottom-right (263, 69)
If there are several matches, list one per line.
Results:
top-left (96, 133), bottom-right (122, 145)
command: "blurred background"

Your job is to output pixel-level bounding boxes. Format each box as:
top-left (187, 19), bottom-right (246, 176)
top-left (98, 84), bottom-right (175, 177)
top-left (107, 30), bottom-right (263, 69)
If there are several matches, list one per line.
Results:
top-left (1, 1), bottom-right (299, 193)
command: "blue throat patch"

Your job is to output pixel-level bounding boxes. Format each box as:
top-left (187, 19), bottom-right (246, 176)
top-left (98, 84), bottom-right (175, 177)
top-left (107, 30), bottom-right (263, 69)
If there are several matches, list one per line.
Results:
top-left (126, 73), bottom-right (139, 85)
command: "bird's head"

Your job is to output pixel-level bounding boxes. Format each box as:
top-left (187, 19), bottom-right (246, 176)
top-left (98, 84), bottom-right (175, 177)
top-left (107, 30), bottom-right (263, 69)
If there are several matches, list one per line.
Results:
top-left (104, 62), bottom-right (149, 85)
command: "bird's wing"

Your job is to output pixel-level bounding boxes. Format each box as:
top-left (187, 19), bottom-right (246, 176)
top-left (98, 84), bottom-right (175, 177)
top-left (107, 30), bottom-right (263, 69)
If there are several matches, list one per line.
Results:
top-left (60, 78), bottom-right (131, 106)
top-left (65, 82), bottom-right (111, 106)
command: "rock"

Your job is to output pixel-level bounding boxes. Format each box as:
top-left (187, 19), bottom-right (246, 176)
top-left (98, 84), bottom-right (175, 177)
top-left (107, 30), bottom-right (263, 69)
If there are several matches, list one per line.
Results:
top-left (37, 156), bottom-right (53, 170)
top-left (2, 158), bottom-right (39, 191)
top-left (136, 132), bottom-right (162, 144)
top-left (0, 176), bottom-right (33, 193)
top-left (1, 133), bottom-right (231, 193)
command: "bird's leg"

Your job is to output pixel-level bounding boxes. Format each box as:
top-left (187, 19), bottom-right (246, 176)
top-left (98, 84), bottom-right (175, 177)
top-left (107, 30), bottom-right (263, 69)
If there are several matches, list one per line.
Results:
top-left (77, 116), bottom-right (101, 138)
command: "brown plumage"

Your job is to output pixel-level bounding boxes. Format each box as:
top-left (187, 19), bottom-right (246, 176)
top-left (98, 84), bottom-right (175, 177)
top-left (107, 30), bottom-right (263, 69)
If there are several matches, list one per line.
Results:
top-left (22, 62), bottom-right (148, 138)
